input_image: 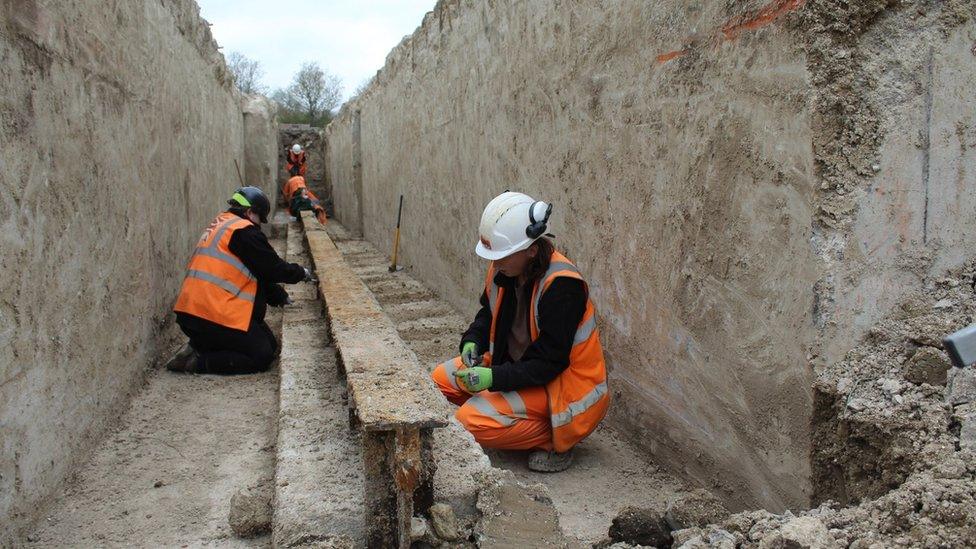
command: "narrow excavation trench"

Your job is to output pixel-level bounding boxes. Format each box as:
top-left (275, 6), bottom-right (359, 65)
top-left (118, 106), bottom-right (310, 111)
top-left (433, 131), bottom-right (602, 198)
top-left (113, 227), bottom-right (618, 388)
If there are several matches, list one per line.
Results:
top-left (20, 234), bottom-right (291, 548)
top-left (326, 223), bottom-right (691, 543)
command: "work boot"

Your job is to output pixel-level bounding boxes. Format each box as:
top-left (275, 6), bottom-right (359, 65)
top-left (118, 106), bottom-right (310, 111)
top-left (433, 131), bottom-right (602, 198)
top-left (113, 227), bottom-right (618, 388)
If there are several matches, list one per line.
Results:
top-left (527, 449), bottom-right (573, 473)
top-left (164, 343), bottom-right (199, 374)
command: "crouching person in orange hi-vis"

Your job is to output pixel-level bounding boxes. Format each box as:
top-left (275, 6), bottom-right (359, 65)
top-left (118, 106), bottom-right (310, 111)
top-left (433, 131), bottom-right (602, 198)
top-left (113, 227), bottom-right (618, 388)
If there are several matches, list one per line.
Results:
top-left (165, 186), bottom-right (317, 375)
top-left (431, 191), bottom-right (609, 473)
top-left (282, 175), bottom-right (327, 224)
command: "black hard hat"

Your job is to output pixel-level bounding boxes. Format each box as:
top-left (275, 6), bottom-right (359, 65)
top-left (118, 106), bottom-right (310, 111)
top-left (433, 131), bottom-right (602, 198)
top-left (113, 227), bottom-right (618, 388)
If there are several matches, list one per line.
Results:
top-left (228, 186), bottom-right (270, 223)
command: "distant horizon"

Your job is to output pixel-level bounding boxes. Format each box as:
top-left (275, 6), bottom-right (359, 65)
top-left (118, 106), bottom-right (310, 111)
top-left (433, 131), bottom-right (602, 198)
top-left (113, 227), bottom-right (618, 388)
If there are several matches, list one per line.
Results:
top-left (196, 0), bottom-right (437, 103)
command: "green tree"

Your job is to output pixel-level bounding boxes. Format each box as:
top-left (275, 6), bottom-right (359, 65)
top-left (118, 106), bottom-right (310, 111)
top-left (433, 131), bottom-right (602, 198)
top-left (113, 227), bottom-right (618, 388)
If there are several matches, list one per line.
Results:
top-left (227, 52), bottom-right (266, 95)
top-left (273, 62), bottom-right (342, 127)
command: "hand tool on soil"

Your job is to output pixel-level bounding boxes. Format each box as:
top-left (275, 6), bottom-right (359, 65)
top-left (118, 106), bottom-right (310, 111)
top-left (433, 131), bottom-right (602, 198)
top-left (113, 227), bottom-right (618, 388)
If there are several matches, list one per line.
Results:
top-left (233, 158), bottom-right (245, 186)
top-left (944, 324), bottom-right (976, 368)
top-left (389, 194), bottom-right (404, 272)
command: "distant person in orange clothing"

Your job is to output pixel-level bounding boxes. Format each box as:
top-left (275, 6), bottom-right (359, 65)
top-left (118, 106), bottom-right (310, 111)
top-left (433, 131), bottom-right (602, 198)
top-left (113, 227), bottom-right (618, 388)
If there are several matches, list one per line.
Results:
top-left (430, 192), bottom-right (609, 473)
top-left (285, 143), bottom-right (307, 177)
top-left (282, 175), bottom-right (327, 224)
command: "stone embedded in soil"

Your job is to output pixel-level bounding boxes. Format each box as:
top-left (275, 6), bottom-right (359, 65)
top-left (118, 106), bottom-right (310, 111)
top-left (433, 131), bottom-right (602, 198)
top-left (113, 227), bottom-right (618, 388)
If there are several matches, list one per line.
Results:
top-left (410, 516), bottom-right (429, 541)
top-left (903, 347), bottom-right (951, 386)
top-left (429, 503), bottom-right (460, 541)
top-left (957, 403), bottom-right (976, 451)
top-left (608, 506), bottom-right (673, 547)
top-left (228, 484), bottom-right (273, 538)
top-left (670, 528), bottom-right (699, 547)
top-left (933, 456), bottom-right (968, 480)
top-left (756, 516), bottom-right (836, 549)
top-left (665, 488), bottom-right (730, 530)
top-left (946, 367), bottom-right (976, 406)
top-left (667, 527), bottom-right (738, 548)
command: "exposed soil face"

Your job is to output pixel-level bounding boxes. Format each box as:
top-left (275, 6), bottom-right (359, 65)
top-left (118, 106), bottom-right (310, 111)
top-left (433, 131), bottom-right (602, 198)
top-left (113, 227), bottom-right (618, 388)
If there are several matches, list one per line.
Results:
top-left (326, 223), bottom-right (690, 544)
top-left (672, 259), bottom-right (976, 548)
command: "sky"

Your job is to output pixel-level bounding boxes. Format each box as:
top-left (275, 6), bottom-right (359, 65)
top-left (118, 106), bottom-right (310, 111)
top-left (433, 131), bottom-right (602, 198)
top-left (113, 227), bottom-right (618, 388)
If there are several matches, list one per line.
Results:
top-left (196, 0), bottom-right (438, 103)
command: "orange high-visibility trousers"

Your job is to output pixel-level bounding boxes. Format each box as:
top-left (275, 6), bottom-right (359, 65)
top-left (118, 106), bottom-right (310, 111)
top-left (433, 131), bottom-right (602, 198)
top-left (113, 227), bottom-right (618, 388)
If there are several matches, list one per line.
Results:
top-left (431, 357), bottom-right (553, 451)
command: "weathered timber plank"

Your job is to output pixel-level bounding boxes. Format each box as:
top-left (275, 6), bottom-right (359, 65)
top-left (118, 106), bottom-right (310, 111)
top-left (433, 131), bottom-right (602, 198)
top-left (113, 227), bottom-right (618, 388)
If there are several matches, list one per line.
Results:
top-left (301, 211), bottom-right (449, 431)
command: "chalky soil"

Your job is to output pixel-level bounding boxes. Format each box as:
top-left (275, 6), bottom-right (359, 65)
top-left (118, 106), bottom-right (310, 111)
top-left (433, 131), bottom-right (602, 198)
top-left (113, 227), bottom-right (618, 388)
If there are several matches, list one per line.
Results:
top-left (21, 236), bottom-right (289, 548)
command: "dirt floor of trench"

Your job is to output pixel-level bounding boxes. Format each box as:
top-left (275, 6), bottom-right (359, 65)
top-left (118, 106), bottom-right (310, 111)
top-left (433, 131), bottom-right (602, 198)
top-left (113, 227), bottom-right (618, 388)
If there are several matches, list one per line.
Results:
top-left (326, 223), bottom-right (691, 544)
top-left (21, 237), bottom-right (289, 548)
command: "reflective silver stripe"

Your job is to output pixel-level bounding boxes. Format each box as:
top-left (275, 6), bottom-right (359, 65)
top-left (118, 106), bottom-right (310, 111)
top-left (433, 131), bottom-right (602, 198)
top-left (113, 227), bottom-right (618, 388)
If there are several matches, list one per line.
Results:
top-left (195, 247), bottom-right (255, 280)
top-left (488, 341), bottom-right (494, 356)
top-left (532, 261), bottom-right (581, 330)
top-left (500, 391), bottom-right (528, 419)
top-left (186, 269), bottom-right (255, 302)
top-left (544, 261), bottom-right (579, 279)
top-left (188, 216), bottom-right (255, 280)
top-left (573, 315), bottom-right (597, 346)
top-left (467, 395), bottom-right (516, 427)
top-left (441, 359), bottom-right (460, 390)
top-left (550, 381), bottom-right (608, 428)
top-left (205, 217), bottom-right (240, 250)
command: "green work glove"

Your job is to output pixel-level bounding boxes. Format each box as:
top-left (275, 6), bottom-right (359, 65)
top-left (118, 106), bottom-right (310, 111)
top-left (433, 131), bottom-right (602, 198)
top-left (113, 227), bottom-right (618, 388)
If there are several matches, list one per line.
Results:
top-left (454, 366), bottom-right (492, 393)
top-left (461, 341), bottom-right (480, 368)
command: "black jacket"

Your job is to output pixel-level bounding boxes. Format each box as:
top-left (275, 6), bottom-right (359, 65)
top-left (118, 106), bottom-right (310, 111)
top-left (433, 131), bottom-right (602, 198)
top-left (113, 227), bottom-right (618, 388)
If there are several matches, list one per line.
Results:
top-left (461, 271), bottom-right (586, 392)
top-left (177, 211), bottom-right (306, 330)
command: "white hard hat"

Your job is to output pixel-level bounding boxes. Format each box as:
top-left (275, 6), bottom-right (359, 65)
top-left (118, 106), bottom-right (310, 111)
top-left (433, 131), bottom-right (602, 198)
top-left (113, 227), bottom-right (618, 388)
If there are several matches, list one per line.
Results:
top-left (291, 144), bottom-right (303, 154)
top-left (475, 192), bottom-right (552, 260)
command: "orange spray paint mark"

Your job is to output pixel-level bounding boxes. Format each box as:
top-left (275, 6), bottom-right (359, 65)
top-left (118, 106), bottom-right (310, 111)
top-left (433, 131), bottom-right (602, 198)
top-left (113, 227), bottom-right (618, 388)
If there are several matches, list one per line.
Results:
top-left (721, 0), bottom-right (807, 40)
top-left (656, 0), bottom-right (807, 64)
top-left (656, 49), bottom-right (689, 63)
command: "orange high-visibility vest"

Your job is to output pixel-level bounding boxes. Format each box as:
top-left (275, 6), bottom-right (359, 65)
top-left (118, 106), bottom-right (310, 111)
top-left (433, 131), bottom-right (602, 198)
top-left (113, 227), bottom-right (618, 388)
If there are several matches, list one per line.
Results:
top-left (282, 175), bottom-right (308, 202)
top-left (286, 151), bottom-right (307, 176)
top-left (173, 212), bottom-right (258, 331)
top-left (484, 250), bottom-right (609, 452)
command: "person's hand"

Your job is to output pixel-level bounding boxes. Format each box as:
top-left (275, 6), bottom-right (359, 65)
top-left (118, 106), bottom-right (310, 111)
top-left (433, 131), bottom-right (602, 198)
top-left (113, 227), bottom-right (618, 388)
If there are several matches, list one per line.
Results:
top-left (303, 267), bottom-right (317, 283)
top-left (454, 366), bottom-right (492, 393)
top-left (266, 284), bottom-right (290, 307)
top-left (461, 341), bottom-right (480, 368)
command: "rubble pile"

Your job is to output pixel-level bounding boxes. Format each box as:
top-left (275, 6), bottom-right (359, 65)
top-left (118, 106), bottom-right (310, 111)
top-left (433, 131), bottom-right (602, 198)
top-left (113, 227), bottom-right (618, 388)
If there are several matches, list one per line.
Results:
top-left (609, 260), bottom-right (976, 548)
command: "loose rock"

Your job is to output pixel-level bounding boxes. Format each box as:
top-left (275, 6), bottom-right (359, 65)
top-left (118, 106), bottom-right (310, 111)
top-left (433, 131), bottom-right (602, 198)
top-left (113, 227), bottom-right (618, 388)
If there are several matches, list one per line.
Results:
top-left (757, 516), bottom-right (836, 549)
top-left (228, 485), bottom-right (272, 538)
top-left (410, 516), bottom-right (429, 542)
top-left (608, 506), bottom-right (673, 547)
top-left (665, 489), bottom-right (730, 530)
top-left (429, 503), bottom-right (460, 541)
top-left (903, 347), bottom-right (951, 386)
top-left (946, 368), bottom-right (976, 406)
top-left (957, 404), bottom-right (976, 451)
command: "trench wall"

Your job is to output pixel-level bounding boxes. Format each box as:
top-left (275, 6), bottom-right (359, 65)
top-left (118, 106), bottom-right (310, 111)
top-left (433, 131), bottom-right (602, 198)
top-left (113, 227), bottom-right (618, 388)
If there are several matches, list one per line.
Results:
top-left (244, 95), bottom-right (280, 207)
top-left (0, 0), bottom-right (275, 540)
top-left (325, 0), bottom-right (976, 511)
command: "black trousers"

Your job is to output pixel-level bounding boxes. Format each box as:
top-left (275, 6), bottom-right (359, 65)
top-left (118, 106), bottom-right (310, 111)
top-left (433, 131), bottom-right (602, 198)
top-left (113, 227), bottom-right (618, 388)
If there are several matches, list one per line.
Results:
top-left (177, 316), bottom-right (277, 375)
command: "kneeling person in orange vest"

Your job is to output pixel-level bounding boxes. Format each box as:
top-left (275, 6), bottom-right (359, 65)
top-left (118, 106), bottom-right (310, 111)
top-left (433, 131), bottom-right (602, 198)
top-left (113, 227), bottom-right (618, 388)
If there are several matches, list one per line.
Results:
top-left (282, 175), bottom-right (327, 224)
top-left (431, 192), bottom-right (609, 472)
top-left (166, 186), bottom-right (316, 375)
